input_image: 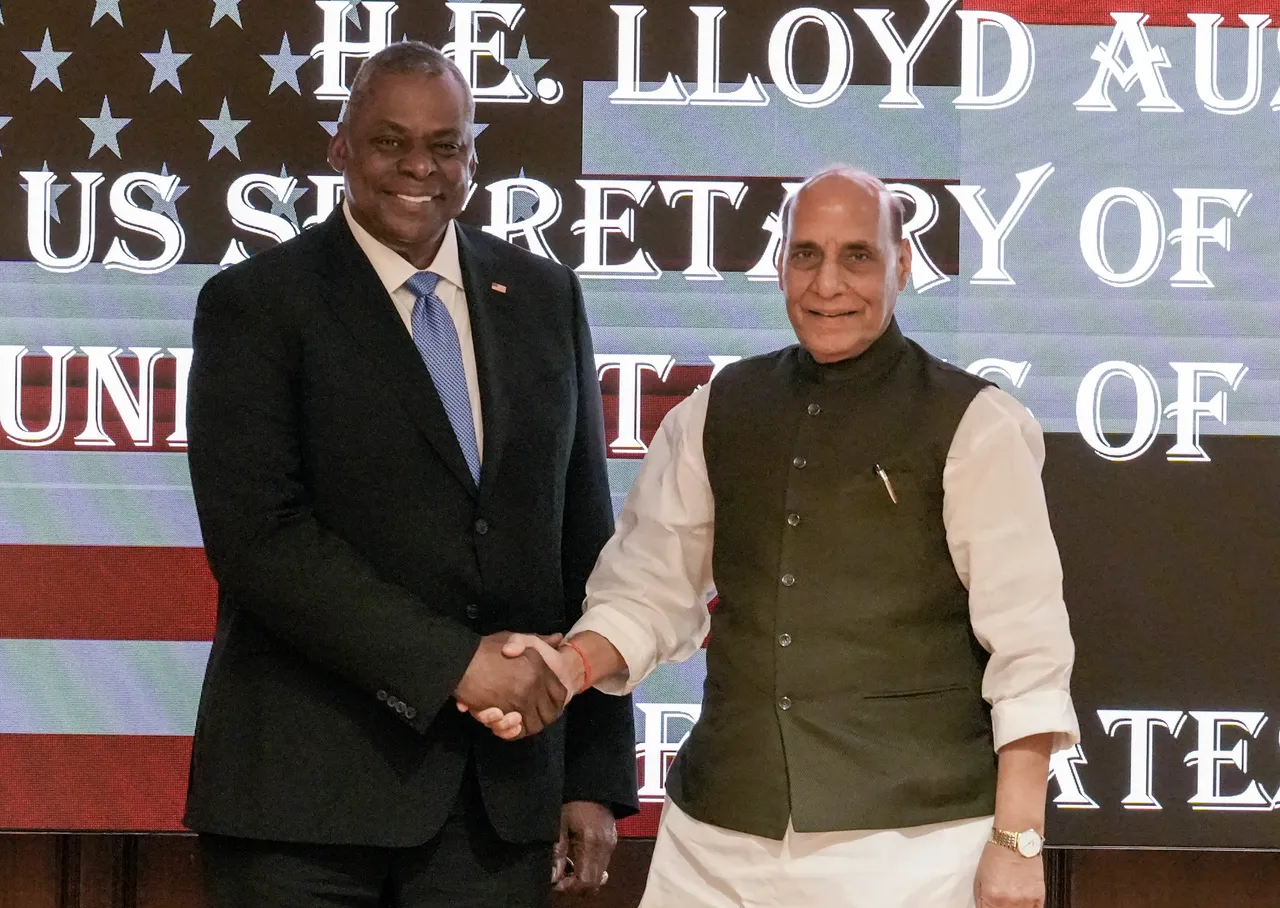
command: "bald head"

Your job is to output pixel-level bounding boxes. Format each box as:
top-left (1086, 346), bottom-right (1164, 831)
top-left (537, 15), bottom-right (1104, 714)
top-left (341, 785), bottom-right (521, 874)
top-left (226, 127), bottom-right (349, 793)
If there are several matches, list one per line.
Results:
top-left (781, 167), bottom-right (904, 265)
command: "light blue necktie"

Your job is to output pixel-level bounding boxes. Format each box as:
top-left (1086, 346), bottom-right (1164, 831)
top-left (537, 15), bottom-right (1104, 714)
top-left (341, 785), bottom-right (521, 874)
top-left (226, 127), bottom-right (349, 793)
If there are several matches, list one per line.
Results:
top-left (404, 270), bottom-right (481, 483)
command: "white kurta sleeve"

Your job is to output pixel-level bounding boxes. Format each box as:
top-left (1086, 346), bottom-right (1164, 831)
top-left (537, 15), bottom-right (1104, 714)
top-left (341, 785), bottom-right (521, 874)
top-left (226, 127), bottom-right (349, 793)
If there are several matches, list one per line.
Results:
top-left (943, 386), bottom-right (1081, 754)
top-left (569, 386), bottom-right (716, 695)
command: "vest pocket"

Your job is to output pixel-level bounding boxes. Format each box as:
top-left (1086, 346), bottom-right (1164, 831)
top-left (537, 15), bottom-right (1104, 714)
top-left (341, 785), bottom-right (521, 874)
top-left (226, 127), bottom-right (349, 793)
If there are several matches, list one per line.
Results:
top-left (862, 682), bottom-right (971, 699)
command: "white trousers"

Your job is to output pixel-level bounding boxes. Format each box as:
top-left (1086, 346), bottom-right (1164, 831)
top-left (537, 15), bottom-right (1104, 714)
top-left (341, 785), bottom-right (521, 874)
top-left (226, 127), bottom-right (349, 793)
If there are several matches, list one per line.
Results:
top-left (639, 799), bottom-right (993, 908)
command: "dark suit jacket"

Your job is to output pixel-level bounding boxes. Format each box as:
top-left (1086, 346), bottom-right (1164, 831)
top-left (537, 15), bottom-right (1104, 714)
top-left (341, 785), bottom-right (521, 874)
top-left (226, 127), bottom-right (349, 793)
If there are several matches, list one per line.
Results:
top-left (182, 210), bottom-right (638, 847)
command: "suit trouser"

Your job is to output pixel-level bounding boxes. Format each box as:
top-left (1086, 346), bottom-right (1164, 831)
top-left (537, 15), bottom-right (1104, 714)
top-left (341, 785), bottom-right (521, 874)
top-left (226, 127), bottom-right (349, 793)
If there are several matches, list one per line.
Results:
top-left (199, 767), bottom-right (552, 908)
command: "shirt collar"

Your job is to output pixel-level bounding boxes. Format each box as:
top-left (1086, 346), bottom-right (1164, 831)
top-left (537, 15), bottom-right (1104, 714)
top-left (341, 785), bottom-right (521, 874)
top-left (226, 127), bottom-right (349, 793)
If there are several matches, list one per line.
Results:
top-left (795, 317), bottom-right (909, 385)
top-left (342, 200), bottom-right (464, 297)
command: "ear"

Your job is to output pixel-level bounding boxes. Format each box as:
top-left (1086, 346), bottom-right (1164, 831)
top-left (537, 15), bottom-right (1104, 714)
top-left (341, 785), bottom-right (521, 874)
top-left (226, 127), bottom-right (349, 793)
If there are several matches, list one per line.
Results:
top-left (327, 128), bottom-right (349, 174)
top-left (895, 237), bottom-right (912, 291)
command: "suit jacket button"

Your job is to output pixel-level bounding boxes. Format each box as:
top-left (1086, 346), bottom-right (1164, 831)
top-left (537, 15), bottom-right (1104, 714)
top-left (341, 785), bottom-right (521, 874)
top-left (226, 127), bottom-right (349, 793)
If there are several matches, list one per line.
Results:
top-left (396, 702), bottom-right (407, 715)
top-left (465, 604), bottom-right (480, 619)
top-left (376, 690), bottom-right (388, 701)
top-left (474, 518), bottom-right (489, 535)
top-left (405, 707), bottom-right (417, 720)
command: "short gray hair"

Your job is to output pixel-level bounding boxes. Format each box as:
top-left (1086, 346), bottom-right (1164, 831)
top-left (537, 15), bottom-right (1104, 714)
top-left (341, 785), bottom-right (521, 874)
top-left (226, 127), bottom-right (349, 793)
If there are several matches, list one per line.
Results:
top-left (780, 166), bottom-right (905, 260)
top-left (343, 41), bottom-right (475, 131)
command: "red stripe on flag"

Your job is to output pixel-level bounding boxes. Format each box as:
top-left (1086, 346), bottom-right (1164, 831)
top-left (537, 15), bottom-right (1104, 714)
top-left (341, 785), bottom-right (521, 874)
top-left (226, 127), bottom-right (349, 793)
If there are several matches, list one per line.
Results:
top-left (617, 801), bottom-right (664, 838)
top-left (0, 546), bottom-right (216, 640)
top-left (0, 734), bottom-right (664, 836)
top-left (964, 1), bottom-right (1278, 26)
top-left (0, 735), bottom-right (192, 832)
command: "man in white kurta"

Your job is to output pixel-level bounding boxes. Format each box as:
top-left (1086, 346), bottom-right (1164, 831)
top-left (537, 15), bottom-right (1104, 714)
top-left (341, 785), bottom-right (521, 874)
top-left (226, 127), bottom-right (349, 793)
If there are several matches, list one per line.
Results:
top-left (482, 167), bottom-right (1079, 908)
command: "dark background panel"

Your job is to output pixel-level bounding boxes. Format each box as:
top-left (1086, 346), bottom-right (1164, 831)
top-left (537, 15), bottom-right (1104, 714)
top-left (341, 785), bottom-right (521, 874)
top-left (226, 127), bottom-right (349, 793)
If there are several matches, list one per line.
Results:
top-left (1044, 432), bottom-right (1280, 848)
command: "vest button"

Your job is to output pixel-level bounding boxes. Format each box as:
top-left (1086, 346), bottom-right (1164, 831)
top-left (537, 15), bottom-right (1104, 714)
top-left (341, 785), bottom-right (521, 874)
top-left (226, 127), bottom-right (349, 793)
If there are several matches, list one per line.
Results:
top-left (792, 456), bottom-right (807, 469)
top-left (474, 518), bottom-right (489, 535)
top-left (786, 513), bottom-right (800, 527)
top-left (465, 603), bottom-right (480, 619)
top-left (778, 633), bottom-right (792, 647)
top-left (807, 403), bottom-right (821, 416)
top-left (780, 573), bottom-right (795, 587)
top-left (777, 696), bottom-right (792, 711)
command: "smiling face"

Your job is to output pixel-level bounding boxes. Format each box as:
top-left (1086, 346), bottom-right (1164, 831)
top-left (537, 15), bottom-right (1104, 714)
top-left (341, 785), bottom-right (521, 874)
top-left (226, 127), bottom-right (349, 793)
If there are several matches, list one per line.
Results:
top-left (328, 68), bottom-right (476, 269)
top-left (780, 174), bottom-right (912, 363)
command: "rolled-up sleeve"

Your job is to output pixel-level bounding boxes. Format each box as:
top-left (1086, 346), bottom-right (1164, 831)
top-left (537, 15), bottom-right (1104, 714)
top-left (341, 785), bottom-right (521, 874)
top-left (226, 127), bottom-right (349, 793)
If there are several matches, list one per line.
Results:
top-left (944, 386), bottom-right (1081, 754)
top-left (569, 387), bottom-right (716, 695)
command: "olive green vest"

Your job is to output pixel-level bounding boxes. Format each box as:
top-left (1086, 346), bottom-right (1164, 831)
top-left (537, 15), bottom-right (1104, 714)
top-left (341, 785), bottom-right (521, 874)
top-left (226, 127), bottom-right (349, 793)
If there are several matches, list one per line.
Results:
top-left (665, 320), bottom-right (997, 839)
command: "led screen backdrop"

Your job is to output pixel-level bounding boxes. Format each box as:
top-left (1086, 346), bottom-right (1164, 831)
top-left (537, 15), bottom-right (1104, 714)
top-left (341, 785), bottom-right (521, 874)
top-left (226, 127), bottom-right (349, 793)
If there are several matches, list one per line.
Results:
top-left (2, 0), bottom-right (1280, 848)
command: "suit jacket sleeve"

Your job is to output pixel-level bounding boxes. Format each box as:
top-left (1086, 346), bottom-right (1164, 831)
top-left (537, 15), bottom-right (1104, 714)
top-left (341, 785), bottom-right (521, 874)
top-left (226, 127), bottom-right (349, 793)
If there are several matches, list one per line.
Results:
top-left (557, 268), bottom-right (641, 817)
top-left (187, 266), bottom-right (481, 735)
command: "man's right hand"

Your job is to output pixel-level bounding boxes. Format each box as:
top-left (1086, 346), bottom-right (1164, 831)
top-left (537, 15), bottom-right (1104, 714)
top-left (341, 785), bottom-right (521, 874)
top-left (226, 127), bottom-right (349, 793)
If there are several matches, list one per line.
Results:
top-left (468, 635), bottom-right (585, 740)
top-left (453, 634), bottom-right (568, 736)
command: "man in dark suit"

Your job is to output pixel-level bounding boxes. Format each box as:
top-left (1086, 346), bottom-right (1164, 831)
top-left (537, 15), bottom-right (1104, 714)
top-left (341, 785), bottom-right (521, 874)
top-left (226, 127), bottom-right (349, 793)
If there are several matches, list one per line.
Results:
top-left (184, 41), bottom-right (637, 907)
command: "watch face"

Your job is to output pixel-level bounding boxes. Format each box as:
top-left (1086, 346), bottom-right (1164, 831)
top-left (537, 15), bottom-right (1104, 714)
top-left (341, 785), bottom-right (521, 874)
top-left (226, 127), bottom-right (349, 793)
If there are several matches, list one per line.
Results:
top-left (1017, 829), bottom-right (1044, 858)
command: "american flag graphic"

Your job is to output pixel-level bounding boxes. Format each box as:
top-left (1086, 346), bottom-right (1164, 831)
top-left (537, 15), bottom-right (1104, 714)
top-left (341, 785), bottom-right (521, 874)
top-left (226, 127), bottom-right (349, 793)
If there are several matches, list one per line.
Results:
top-left (4, 0), bottom-right (1280, 848)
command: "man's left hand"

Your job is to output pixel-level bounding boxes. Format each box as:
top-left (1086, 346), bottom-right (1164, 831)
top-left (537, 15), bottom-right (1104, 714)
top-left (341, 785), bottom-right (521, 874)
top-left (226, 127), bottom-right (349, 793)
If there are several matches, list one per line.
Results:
top-left (553, 801), bottom-right (616, 895)
top-left (974, 841), bottom-right (1044, 908)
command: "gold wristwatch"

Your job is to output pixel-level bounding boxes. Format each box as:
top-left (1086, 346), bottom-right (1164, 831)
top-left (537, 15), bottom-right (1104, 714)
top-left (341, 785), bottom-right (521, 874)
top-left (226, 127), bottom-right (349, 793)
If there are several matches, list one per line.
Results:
top-left (990, 827), bottom-right (1044, 858)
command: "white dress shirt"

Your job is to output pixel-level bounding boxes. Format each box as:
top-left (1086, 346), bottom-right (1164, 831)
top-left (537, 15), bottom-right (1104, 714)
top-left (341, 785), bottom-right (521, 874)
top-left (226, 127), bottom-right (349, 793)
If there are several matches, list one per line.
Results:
top-left (572, 382), bottom-right (1080, 755)
top-left (343, 202), bottom-right (484, 459)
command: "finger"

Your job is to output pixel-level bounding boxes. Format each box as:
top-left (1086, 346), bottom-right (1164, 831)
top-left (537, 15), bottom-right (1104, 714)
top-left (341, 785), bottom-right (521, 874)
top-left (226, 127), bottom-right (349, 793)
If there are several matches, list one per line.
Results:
top-left (557, 838), bottom-right (605, 895)
top-left (473, 707), bottom-right (505, 725)
top-left (524, 636), bottom-right (564, 665)
top-left (520, 705), bottom-right (545, 737)
top-left (578, 837), bottom-right (609, 891)
top-left (537, 633), bottom-right (564, 647)
top-left (492, 712), bottom-right (523, 736)
top-left (551, 827), bottom-right (569, 884)
top-left (496, 721), bottom-right (524, 741)
top-left (535, 681), bottom-right (566, 731)
top-left (501, 633), bottom-right (539, 658)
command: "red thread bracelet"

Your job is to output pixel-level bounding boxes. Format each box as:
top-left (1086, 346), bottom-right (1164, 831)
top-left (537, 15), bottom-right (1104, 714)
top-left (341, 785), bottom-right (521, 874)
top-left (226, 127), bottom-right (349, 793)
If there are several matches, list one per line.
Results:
top-left (563, 640), bottom-right (593, 694)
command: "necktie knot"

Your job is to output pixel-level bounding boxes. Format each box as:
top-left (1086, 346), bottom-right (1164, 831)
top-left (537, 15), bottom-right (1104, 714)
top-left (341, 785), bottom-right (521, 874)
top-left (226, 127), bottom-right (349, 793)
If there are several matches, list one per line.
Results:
top-left (405, 270), bottom-right (441, 300)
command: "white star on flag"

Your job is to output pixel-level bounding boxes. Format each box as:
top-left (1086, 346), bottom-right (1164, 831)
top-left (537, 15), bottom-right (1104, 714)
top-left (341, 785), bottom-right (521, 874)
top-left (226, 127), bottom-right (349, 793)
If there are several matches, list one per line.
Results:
top-left (91, 0), bottom-right (123, 26)
top-left (80, 96), bottom-right (131, 158)
top-left (200, 98), bottom-right (250, 159)
top-left (262, 33), bottom-right (309, 95)
top-left (141, 31), bottom-right (192, 93)
top-left (138, 163), bottom-right (190, 222)
top-left (269, 165), bottom-right (309, 229)
top-left (503, 37), bottom-right (549, 92)
top-left (319, 100), bottom-right (347, 137)
top-left (210, 0), bottom-right (242, 28)
top-left (511, 167), bottom-right (538, 221)
top-left (20, 162), bottom-right (70, 223)
top-left (23, 29), bottom-right (73, 92)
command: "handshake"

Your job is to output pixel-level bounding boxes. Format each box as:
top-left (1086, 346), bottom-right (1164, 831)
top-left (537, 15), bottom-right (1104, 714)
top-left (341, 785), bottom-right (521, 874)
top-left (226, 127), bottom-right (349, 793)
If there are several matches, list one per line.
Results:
top-left (453, 632), bottom-right (587, 740)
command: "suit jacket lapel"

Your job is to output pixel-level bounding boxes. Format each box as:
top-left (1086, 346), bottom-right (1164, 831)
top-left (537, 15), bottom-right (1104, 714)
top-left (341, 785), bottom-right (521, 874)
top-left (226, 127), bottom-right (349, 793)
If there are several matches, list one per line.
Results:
top-left (311, 211), bottom-right (478, 496)
top-left (456, 224), bottom-right (510, 496)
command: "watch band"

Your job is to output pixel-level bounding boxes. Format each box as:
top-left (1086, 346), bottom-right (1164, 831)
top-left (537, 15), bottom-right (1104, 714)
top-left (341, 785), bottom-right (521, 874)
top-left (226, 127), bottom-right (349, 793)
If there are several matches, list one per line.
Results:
top-left (990, 826), bottom-right (1044, 858)
top-left (990, 827), bottom-right (1020, 852)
